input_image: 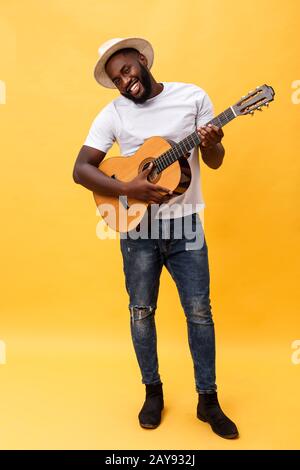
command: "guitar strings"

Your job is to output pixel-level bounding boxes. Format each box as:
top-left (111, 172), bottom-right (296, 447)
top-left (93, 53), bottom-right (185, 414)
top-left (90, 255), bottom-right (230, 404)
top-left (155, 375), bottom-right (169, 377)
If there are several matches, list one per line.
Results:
top-left (154, 107), bottom-right (235, 173)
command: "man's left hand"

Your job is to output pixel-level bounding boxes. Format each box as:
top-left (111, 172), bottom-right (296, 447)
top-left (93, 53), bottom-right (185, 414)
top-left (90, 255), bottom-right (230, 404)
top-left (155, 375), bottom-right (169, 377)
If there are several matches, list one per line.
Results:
top-left (197, 124), bottom-right (224, 149)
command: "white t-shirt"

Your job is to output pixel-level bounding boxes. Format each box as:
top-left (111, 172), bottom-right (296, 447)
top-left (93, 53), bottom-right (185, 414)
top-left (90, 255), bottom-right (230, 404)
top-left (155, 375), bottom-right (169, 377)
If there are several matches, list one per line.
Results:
top-left (84, 82), bottom-right (214, 219)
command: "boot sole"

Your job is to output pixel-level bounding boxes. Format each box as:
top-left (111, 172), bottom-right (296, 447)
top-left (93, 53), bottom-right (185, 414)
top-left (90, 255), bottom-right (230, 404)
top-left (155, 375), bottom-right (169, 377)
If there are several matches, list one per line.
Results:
top-left (139, 422), bottom-right (160, 429)
top-left (139, 405), bottom-right (164, 429)
top-left (197, 414), bottom-right (239, 439)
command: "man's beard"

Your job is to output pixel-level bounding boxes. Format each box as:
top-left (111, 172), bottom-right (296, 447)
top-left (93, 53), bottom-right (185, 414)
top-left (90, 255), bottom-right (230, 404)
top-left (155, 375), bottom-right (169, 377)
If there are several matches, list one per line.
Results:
top-left (121, 64), bottom-right (152, 104)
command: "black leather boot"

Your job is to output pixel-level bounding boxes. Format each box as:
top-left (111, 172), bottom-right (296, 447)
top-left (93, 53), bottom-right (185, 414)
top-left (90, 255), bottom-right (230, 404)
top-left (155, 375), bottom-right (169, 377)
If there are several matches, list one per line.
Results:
top-left (197, 392), bottom-right (239, 439)
top-left (138, 383), bottom-right (164, 429)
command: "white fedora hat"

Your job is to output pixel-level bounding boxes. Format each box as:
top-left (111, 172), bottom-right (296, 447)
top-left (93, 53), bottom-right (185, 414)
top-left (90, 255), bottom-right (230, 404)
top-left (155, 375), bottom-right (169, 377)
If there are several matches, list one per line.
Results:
top-left (94, 37), bottom-right (154, 88)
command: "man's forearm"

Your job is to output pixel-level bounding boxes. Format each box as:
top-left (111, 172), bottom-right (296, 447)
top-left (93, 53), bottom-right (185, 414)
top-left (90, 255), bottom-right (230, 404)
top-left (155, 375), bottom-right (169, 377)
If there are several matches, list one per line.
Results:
top-left (74, 163), bottom-right (127, 196)
top-left (200, 142), bottom-right (225, 169)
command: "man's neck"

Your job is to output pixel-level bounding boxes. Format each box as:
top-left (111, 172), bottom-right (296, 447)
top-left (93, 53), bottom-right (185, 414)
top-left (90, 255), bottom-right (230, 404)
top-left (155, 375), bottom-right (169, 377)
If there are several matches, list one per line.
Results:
top-left (148, 81), bottom-right (164, 99)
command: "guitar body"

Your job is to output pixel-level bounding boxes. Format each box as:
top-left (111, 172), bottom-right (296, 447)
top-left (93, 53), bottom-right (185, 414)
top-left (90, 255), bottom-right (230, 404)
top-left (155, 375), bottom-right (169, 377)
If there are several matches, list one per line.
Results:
top-left (93, 136), bottom-right (191, 233)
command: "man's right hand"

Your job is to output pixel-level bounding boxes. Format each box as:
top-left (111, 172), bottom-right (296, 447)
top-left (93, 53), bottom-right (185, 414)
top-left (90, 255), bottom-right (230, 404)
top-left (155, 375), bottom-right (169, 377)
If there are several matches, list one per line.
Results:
top-left (125, 163), bottom-right (173, 204)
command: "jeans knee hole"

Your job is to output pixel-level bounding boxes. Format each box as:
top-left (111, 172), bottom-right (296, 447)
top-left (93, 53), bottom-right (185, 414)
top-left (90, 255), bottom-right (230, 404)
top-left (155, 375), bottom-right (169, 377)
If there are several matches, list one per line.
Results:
top-left (130, 305), bottom-right (155, 322)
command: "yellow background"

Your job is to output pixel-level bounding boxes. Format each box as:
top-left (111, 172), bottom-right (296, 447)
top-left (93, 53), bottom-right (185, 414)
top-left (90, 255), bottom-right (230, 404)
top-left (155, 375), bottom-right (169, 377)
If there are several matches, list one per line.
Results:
top-left (0, 0), bottom-right (299, 449)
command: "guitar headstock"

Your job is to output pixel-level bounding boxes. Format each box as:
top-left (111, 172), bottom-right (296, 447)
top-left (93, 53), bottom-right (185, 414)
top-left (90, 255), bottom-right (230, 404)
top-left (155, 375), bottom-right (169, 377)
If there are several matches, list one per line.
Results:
top-left (233, 84), bottom-right (275, 116)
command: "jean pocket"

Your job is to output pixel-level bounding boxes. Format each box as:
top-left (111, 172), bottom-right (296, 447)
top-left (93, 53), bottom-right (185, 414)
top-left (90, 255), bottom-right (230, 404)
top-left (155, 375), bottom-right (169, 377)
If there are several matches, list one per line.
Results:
top-left (120, 237), bottom-right (157, 256)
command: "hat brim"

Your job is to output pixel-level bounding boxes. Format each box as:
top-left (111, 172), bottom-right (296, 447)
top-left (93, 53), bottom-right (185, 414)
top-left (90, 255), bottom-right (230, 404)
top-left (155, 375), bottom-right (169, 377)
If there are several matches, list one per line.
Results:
top-left (94, 37), bottom-right (154, 89)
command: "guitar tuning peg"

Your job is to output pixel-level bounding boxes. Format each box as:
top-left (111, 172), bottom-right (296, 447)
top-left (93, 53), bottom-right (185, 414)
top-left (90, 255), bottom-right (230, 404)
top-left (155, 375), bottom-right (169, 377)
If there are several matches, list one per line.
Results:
top-left (265, 103), bottom-right (269, 107)
top-left (249, 90), bottom-right (253, 93)
top-left (257, 107), bottom-right (263, 111)
top-left (250, 110), bottom-right (254, 115)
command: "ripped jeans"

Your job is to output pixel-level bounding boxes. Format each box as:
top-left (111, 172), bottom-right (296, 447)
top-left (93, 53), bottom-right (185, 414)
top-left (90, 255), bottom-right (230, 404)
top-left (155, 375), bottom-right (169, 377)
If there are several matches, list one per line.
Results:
top-left (120, 212), bottom-right (216, 394)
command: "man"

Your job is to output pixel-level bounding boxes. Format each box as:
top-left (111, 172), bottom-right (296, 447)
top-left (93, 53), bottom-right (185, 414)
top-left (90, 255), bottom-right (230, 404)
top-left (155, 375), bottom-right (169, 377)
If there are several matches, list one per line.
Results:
top-left (73, 37), bottom-right (238, 439)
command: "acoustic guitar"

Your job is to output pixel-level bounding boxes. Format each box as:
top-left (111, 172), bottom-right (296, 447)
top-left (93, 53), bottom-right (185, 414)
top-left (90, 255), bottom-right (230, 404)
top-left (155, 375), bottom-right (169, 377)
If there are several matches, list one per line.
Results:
top-left (94, 84), bottom-right (275, 232)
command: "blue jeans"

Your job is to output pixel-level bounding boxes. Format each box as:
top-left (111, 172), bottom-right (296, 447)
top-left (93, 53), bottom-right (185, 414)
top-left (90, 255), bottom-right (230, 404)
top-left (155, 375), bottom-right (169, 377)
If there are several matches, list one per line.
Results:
top-left (120, 212), bottom-right (216, 394)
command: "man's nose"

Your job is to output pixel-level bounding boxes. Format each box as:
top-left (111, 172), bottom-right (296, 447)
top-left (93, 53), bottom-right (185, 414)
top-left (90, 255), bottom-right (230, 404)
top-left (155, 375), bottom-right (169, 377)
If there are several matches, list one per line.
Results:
top-left (122, 76), bottom-right (131, 91)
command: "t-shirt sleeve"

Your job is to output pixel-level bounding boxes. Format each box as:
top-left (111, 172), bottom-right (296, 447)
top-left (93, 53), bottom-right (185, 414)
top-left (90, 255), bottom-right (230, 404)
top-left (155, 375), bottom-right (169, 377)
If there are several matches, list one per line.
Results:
top-left (84, 104), bottom-right (116, 153)
top-left (196, 91), bottom-right (214, 128)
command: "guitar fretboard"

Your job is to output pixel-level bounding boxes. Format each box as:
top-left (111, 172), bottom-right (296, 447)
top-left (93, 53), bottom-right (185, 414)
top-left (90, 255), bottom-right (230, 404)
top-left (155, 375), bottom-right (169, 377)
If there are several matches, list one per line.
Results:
top-left (154, 106), bottom-right (236, 173)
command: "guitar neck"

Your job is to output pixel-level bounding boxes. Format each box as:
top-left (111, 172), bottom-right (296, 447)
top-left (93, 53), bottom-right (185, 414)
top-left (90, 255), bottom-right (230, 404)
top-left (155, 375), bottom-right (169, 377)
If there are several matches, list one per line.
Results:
top-left (154, 106), bottom-right (236, 173)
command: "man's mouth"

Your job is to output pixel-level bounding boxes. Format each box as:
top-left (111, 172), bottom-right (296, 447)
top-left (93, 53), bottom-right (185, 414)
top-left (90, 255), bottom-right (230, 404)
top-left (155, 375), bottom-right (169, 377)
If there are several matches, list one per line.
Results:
top-left (127, 80), bottom-right (141, 96)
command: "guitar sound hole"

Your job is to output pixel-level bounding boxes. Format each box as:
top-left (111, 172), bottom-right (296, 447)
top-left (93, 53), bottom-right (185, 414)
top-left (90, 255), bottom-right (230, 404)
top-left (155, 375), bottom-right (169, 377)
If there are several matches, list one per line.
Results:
top-left (148, 167), bottom-right (159, 183)
top-left (138, 158), bottom-right (161, 184)
top-left (142, 162), bottom-right (151, 171)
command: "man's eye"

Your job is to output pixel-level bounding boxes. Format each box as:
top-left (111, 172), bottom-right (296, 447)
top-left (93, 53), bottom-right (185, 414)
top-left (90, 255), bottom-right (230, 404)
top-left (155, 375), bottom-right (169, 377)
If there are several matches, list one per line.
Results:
top-left (114, 79), bottom-right (120, 86)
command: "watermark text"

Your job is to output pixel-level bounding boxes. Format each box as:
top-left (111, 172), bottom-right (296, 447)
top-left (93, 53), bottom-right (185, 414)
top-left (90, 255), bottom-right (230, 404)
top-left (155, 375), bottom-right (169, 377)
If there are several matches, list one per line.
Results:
top-left (0, 340), bottom-right (6, 364)
top-left (291, 340), bottom-right (300, 364)
top-left (0, 80), bottom-right (6, 104)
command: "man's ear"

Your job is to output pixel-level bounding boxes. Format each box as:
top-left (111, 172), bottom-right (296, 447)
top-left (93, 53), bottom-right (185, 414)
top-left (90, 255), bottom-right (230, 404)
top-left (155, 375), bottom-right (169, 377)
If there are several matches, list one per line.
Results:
top-left (138, 53), bottom-right (148, 68)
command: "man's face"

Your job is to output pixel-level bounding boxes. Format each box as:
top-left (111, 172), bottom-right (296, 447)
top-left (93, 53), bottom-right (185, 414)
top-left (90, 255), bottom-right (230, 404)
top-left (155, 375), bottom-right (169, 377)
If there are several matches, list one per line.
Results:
top-left (105, 51), bottom-right (152, 104)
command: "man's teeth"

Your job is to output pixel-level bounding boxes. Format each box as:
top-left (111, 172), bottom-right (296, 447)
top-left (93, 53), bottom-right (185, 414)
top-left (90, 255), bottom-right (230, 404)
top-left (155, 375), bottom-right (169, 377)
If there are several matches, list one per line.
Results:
top-left (130, 82), bottom-right (139, 93)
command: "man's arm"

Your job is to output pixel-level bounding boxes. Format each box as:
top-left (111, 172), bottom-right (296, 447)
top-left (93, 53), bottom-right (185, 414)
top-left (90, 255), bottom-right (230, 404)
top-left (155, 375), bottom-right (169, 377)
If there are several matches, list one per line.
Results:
top-left (197, 124), bottom-right (225, 169)
top-left (73, 145), bottom-right (173, 204)
top-left (73, 145), bottom-right (128, 196)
